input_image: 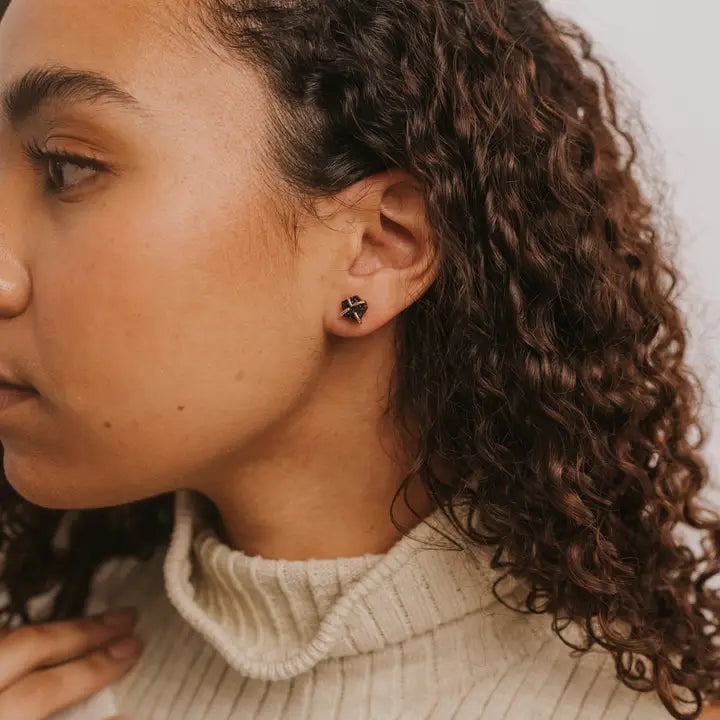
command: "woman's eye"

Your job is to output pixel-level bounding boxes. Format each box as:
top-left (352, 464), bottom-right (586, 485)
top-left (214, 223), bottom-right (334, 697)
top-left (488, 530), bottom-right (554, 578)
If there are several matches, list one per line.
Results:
top-left (46, 156), bottom-right (97, 192)
top-left (21, 140), bottom-right (109, 195)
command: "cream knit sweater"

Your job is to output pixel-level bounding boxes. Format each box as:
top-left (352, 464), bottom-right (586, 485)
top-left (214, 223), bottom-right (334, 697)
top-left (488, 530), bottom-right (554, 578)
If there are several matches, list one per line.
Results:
top-left (44, 489), bottom-right (671, 720)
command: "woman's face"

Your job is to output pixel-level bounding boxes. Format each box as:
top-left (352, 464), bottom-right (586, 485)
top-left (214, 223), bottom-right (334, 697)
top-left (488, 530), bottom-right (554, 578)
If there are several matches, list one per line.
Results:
top-left (0, 0), bottom-right (358, 509)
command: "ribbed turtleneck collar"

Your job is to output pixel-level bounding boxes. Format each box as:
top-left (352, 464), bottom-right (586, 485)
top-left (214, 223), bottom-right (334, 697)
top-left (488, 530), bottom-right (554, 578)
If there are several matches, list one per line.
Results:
top-left (163, 488), bottom-right (497, 682)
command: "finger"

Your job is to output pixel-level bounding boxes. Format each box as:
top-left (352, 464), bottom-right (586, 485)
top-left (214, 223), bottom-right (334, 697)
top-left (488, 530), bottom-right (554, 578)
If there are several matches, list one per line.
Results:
top-left (0, 607), bottom-right (138, 690)
top-left (0, 634), bottom-right (142, 720)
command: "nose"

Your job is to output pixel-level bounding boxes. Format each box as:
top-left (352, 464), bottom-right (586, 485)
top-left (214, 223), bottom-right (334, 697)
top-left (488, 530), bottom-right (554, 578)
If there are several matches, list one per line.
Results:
top-left (0, 239), bottom-right (31, 317)
top-left (0, 187), bottom-right (31, 317)
top-left (0, 150), bottom-right (32, 317)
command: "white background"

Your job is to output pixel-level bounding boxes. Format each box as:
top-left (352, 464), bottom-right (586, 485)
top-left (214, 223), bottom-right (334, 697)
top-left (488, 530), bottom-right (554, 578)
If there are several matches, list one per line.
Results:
top-left (548, 0), bottom-right (720, 483)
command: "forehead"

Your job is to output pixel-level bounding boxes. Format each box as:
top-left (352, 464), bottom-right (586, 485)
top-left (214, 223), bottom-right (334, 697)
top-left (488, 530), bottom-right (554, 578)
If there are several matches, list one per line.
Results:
top-left (0, 0), bottom-right (189, 78)
top-left (0, 0), bottom-right (234, 132)
top-left (0, 0), bottom-right (267, 142)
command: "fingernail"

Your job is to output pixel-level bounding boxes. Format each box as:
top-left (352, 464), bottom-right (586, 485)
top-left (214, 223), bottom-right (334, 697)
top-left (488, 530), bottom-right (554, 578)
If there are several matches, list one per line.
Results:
top-left (101, 607), bottom-right (138, 629)
top-left (107, 635), bottom-right (142, 660)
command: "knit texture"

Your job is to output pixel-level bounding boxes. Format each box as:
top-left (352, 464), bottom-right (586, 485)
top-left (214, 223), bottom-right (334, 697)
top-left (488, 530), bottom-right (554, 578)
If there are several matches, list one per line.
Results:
top-left (49, 488), bottom-right (672, 719)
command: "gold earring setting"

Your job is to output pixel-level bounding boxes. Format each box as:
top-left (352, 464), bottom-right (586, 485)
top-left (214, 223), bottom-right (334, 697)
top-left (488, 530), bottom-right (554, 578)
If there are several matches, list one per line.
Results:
top-left (340, 295), bottom-right (368, 324)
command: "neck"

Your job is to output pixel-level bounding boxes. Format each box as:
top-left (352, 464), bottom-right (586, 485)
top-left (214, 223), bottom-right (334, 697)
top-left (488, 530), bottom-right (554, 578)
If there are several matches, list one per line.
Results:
top-left (198, 453), bottom-right (434, 560)
top-left (189, 328), bottom-right (437, 560)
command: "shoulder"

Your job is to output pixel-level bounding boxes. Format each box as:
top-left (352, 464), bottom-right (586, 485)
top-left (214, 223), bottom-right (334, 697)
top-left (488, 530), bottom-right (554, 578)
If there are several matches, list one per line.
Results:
top-left (450, 594), bottom-right (675, 719)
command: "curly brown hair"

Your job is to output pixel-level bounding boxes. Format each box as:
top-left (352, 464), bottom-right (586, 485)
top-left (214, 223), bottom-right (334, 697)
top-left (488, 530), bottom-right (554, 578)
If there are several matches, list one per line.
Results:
top-left (1, 0), bottom-right (719, 717)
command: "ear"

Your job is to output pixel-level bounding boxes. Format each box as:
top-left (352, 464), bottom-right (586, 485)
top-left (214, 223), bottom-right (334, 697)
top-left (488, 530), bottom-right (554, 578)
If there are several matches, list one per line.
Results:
top-left (325, 169), bottom-right (440, 337)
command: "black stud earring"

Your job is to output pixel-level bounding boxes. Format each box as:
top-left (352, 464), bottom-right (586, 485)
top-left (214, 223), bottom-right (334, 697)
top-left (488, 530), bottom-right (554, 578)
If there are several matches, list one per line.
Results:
top-left (340, 295), bottom-right (368, 324)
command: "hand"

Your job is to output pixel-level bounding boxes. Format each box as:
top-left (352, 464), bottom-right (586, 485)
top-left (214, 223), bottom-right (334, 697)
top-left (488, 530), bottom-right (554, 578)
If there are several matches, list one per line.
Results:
top-left (0, 606), bottom-right (143, 720)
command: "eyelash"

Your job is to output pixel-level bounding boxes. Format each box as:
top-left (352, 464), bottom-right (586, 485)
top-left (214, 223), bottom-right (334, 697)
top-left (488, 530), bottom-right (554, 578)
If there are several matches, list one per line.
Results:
top-left (21, 138), bottom-right (110, 195)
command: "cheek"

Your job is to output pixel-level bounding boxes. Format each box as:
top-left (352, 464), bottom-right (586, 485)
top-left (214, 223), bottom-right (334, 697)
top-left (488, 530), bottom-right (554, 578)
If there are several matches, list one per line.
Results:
top-left (36, 184), bottom-right (273, 403)
top-left (12, 203), bottom-right (320, 508)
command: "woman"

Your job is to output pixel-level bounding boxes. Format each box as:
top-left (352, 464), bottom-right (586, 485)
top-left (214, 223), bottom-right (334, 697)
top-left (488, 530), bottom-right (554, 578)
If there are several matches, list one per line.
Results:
top-left (0, 0), bottom-right (718, 718)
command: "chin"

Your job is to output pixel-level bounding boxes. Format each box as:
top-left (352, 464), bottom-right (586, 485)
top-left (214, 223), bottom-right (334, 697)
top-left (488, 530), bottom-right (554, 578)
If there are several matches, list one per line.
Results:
top-left (2, 446), bottom-right (163, 510)
top-left (5, 476), bottom-right (75, 509)
top-left (6, 483), bottom-right (69, 510)
top-left (2, 454), bottom-right (87, 510)
top-left (7, 484), bottom-right (114, 511)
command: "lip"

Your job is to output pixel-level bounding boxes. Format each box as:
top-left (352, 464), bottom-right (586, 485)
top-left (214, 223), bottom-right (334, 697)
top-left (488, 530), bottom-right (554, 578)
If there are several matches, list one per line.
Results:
top-left (0, 384), bottom-right (38, 412)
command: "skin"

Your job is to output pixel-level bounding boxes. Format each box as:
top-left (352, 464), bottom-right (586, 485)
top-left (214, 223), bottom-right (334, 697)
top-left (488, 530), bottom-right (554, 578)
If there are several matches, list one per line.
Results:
top-left (0, 608), bottom-right (142, 719)
top-left (0, 0), bottom-right (440, 560)
top-left (3, 2), bottom-right (720, 718)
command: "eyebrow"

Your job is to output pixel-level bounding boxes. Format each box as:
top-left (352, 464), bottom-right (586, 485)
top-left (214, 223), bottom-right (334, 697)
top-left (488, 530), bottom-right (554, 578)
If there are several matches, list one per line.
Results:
top-left (1, 65), bottom-right (149, 127)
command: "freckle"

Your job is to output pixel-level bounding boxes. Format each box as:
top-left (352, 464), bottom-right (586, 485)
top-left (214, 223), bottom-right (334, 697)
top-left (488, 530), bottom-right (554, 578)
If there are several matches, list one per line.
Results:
top-left (103, 421), bottom-right (112, 428)
top-left (235, 370), bottom-right (245, 382)
top-left (177, 405), bottom-right (185, 411)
